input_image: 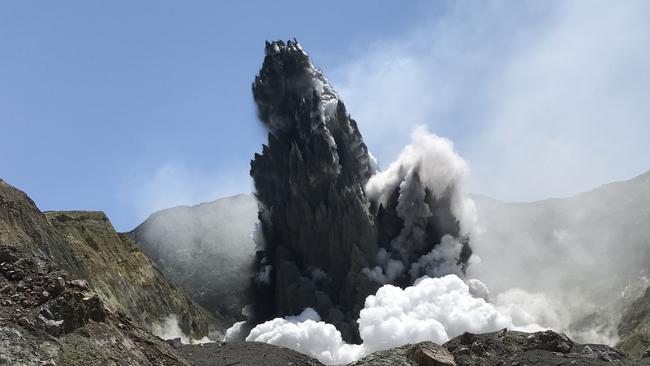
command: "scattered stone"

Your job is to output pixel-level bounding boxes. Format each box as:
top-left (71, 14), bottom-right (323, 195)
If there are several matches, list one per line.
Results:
top-left (69, 279), bottom-right (88, 290)
top-left (83, 294), bottom-right (106, 322)
top-left (17, 316), bottom-right (32, 327)
top-left (0, 284), bottom-right (11, 294)
top-left (35, 314), bottom-right (63, 337)
top-left (407, 342), bottom-right (457, 366)
top-left (39, 290), bottom-right (50, 302)
top-left (40, 307), bottom-right (53, 320)
top-left (166, 337), bottom-right (183, 349)
top-left (0, 248), bottom-right (17, 263)
top-left (55, 277), bottom-right (65, 290)
top-left (12, 270), bottom-right (25, 280)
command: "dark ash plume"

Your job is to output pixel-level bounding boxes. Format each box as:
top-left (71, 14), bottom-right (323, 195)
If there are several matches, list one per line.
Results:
top-left (248, 40), bottom-right (473, 342)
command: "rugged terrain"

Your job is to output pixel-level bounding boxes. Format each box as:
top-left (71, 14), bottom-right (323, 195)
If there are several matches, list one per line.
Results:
top-left (0, 243), bottom-right (191, 365)
top-left (0, 179), bottom-right (220, 345)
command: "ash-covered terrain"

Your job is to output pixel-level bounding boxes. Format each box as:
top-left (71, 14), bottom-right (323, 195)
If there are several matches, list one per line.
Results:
top-left (2, 40), bottom-right (650, 365)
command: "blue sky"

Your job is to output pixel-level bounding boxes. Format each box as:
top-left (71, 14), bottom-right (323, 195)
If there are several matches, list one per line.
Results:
top-left (0, 1), bottom-right (427, 230)
top-left (2, 1), bottom-right (650, 231)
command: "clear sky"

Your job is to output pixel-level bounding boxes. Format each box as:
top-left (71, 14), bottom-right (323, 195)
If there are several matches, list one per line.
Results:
top-left (2, 1), bottom-right (650, 231)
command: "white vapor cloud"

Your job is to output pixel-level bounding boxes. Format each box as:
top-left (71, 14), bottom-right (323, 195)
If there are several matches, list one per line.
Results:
top-left (332, 0), bottom-right (650, 202)
top-left (244, 274), bottom-right (545, 365)
top-left (150, 315), bottom-right (212, 345)
top-left (366, 126), bottom-right (476, 235)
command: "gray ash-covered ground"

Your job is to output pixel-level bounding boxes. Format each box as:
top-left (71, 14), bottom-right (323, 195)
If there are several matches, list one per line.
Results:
top-left (179, 341), bottom-right (324, 366)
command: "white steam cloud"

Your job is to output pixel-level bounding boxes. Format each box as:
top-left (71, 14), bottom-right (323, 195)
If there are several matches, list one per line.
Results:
top-left (245, 275), bottom-right (545, 365)
top-left (328, 0), bottom-right (650, 348)
top-left (150, 315), bottom-right (212, 345)
top-left (366, 126), bottom-right (476, 235)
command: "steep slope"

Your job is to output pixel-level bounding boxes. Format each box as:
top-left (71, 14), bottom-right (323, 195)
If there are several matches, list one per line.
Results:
top-left (129, 194), bottom-right (258, 322)
top-left (45, 210), bottom-right (225, 338)
top-left (0, 179), bottom-right (218, 340)
top-left (0, 179), bottom-right (80, 274)
top-left (618, 286), bottom-right (650, 359)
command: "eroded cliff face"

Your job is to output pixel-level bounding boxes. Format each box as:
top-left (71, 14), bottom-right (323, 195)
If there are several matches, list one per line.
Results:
top-left (45, 210), bottom-right (225, 338)
top-left (249, 41), bottom-right (472, 341)
top-left (0, 179), bottom-right (218, 341)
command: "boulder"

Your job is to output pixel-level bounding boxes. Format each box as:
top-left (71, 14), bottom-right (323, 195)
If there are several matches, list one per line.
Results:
top-left (407, 342), bottom-right (456, 366)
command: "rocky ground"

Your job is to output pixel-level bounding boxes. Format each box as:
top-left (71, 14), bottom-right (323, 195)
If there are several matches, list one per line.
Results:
top-left (345, 329), bottom-right (650, 366)
top-left (0, 244), bottom-right (190, 365)
top-left (176, 329), bottom-right (650, 366)
top-left (0, 179), bottom-right (224, 340)
top-left (179, 341), bottom-right (324, 366)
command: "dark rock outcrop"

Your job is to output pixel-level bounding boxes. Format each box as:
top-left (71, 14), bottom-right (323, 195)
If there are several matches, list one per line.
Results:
top-left (351, 329), bottom-right (647, 366)
top-left (443, 329), bottom-right (635, 366)
top-left (249, 40), bottom-right (472, 341)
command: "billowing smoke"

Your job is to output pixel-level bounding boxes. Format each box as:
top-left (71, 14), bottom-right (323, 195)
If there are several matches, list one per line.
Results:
top-left (223, 38), bottom-right (650, 362)
top-left (247, 40), bottom-right (474, 343)
top-left (360, 126), bottom-right (476, 286)
top-left (366, 126), bottom-right (476, 236)
top-left (330, 1), bottom-right (650, 346)
top-left (245, 275), bottom-right (545, 364)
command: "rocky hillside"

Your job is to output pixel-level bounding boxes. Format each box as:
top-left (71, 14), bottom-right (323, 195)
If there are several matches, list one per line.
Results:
top-left (0, 179), bottom-right (220, 341)
top-left (45, 210), bottom-right (227, 338)
top-left (618, 286), bottom-right (650, 359)
top-left (0, 243), bottom-right (191, 365)
top-left (129, 194), bottom-right (258, 322)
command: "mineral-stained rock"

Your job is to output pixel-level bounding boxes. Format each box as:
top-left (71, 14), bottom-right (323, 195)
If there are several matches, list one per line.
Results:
top-left (44, 209), bottom-right (225, 338)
